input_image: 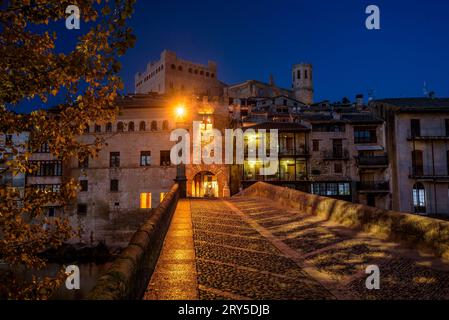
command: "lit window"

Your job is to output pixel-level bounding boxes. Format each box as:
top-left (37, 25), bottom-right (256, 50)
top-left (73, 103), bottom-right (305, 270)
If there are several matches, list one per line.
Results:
top-left (413, 183), bottom-right (426, 213)
top-left (160, 192), bottom-right (166, 203)
top-left (338, 183), bottom-right (350, 195)
top-left (140, 192), bottom-right (152, 209)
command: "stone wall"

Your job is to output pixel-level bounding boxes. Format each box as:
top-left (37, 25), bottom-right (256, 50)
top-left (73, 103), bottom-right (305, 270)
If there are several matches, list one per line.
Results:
top-left (240, 182), bottom-right (449, 259)
top-left (87, 183), bottom-right (180, 300)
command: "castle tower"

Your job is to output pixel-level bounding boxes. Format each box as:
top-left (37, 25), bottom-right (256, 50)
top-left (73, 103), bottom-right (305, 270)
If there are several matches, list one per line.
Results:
top-left (292, 63), bottom-right (314, 104)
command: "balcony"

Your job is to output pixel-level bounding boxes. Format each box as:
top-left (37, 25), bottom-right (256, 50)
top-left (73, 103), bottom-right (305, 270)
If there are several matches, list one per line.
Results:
top-left (356, 154), bottom-right (388, 168)
top-left (407, 129), bottom-right (449, 141)
top-left (322, 149), bottom-right (349, 160)
top-left (357, 181), bottom-right (390, 193)
top-left (409, 166), bottom-right (449, 179)
top-left (279, 145), bottom-right (309, 156)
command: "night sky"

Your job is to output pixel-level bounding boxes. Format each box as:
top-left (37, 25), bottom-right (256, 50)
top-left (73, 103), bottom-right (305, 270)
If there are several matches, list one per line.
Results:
top-left (12, 0), bottom-right (449, 112)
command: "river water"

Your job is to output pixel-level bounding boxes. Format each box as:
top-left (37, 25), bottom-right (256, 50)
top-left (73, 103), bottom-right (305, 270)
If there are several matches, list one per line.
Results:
top-left (49, 262), bottom-right (112, 300)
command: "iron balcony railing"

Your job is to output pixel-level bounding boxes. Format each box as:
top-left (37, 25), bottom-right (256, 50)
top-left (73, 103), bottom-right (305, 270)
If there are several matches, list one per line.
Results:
top-left (409, 166), bottom-right (449, 178)
top-left (278, 145), bottom-right (309, 156)
top-left (408, 129), bottom-right (449, 140)
top-left (357, 181), bottom-right (390, 191)
top-left (356, 154), bottom-right (388, 166)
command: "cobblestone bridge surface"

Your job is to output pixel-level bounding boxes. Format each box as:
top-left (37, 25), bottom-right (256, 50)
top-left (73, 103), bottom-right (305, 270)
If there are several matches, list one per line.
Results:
top-left (144, 198), bottom-right (449, 300)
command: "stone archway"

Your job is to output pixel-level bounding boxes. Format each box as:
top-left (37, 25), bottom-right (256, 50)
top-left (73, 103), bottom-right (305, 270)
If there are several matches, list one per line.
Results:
top-left (186, 164), bottom-right (230, 198)
top-left (191, 171), bottom-right (218, 197)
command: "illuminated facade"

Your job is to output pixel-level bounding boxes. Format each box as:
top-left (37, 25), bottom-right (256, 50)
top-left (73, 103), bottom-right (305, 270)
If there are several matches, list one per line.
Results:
top-left (135, 50), bottom-right (225, 97)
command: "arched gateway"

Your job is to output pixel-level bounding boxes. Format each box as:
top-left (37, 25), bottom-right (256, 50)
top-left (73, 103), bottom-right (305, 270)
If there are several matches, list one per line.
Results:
top-left (186, 164), bottom-right (230, 198)
top-left (191, 171), bottom-right (218, 197)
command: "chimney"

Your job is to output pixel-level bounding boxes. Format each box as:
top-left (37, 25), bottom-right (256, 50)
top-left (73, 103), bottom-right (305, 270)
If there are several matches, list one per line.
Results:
top-left (269, 74), bottom-right (275, 86)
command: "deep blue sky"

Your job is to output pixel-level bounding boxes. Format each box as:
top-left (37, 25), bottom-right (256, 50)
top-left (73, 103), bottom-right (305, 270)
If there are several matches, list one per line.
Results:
top-left (120, 0), bottom-right (449, 102)
top-left (12, 0), bottom-right (449, 112)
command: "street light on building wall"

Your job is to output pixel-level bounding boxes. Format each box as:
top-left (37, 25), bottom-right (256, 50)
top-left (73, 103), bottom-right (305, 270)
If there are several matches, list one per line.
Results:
top-left (174, 103), bottom-right (187, 197)
top-left (175, 105), bottom-right (185, 119)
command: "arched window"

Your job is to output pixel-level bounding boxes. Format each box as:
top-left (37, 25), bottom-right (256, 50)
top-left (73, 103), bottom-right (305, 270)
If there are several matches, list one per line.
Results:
top-left (106, 122), bottom-right (112, 132)
top-left (162, 120), bottom-right (169, 130)
top-left (151, 120), bottom-right (157, 131)
top-left (194, 69), bottom-right (198, 74)
top-left (178, 65), bottom-right (183, 71)
top-left (188, 68), bottom-right (192, 73)
top-left (139, 121), bottom-right (146, 131)
top-left (171, 64), bottom-right (176, 70)
top-left (94, 124), bottom-right (101, 133)
top-left (200, 70), bottom-right (204, 75)
top-left (83, 124), bottom-right (90, 134)
top-left (117, 122), bottom-right (124, 132)
top-left (128, 121), bottom-right (134, 132)
top-left (412, 182), bottom-right (426, 213)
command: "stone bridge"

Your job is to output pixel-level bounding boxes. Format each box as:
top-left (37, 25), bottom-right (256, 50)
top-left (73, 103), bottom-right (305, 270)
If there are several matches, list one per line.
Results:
top-left (89, 182), bottom-right (449, 300)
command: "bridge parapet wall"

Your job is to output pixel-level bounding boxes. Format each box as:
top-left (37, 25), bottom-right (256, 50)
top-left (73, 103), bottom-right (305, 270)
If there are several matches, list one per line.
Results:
top-left (240, 182), bottom-right (449, 259)
top-left (88, 183), bottom-right (180, 300)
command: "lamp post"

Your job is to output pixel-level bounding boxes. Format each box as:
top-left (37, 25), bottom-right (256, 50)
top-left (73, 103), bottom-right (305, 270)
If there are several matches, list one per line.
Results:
top-left (174, 104), bottom-right (187, 198)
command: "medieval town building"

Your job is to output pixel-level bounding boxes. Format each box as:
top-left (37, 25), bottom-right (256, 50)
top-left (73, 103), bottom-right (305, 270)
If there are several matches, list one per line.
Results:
top-left (2, 50), bottom-right (449, 245)
top-left (370, 98), bottom-right (449, 216)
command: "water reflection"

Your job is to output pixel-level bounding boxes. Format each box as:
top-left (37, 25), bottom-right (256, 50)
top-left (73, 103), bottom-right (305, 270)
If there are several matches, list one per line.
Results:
top-left (50, 262), bottom-right (111, 300)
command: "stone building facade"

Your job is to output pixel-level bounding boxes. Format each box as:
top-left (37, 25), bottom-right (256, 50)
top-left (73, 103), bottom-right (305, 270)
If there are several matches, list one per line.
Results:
top-left (135, 50), bottom-right (225, 97)
top-left (236, 98), bottom-right (390, 209)
top-left (64, 93), bottom-right (233, 243)
top-left (371, 98), bottom-right (449, 216)
top-left (5, 52), bottom-right (449, 249)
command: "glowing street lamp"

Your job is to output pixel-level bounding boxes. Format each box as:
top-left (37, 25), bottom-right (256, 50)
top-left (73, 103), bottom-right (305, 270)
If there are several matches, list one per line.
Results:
top-left (175, 105), bottom-right (185, 119)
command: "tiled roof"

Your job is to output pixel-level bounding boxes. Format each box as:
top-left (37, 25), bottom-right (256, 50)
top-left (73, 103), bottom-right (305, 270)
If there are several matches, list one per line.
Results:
top-left (373, 98), bottom-right (449, 108)
top-left (340, 113), bottom-right (384, 124)
top-left (244, 122), bottom-right (310, 131)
